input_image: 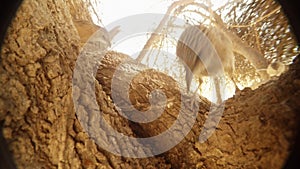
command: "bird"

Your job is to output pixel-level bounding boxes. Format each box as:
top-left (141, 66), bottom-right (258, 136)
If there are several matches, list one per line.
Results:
top-left (73, 20), bottom-right (120, 49)
top-left (176, 25), bottom-right (236, 104)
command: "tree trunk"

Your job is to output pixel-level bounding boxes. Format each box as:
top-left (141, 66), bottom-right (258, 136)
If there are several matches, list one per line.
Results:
top-left (0, 0), bottom-right (299, 169)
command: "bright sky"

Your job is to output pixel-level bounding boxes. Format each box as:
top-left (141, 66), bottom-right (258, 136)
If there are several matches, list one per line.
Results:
top-left (99, 0), bottom-right (229, 26)
top-left (100, 0), bottom-right (171, 26)
top-left (98, 0), bottom-right (173, 57)
top-left (98, 0), bottom-right (230, 56)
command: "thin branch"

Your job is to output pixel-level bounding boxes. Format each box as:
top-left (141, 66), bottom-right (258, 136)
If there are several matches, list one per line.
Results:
top-left (229, 6), bottom-right (281, 28)
top-left (255, 6), bottom-right (281, 24)
top-left (254, 25), bottom-right (262, 52)
top-left (136, 0), bottom-right (195, 62)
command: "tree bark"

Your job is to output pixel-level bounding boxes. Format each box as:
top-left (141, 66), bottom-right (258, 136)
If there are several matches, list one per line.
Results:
top-left (0, 0), bottom-right (299, 169)
top-left (96, 51), bottom-right (299, 169)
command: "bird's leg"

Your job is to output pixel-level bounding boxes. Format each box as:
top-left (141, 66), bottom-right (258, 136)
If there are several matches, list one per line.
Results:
top-left (230, 76), bottom-right (241, 95)
top-left (192, 78), bottom-right (202, 96)
top-left (185, 66), bottom-right (202, 108)
top-left (213, 76), bottom-right (222, 105)
top-left (185, 65), bottom-right (193, 93)
top-left (188, 78), bottom-right (202, 108)
top-left (234, 82), bottom-right (241, 93)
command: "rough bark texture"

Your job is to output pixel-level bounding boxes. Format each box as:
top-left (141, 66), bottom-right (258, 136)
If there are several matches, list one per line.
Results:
top-left (0, 0), bottom-right (299, 169)
top-left (96, 51), bottom-right (299, 169)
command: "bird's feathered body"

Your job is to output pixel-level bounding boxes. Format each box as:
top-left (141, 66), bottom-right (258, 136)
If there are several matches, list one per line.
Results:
top-left (176, 25), bottom-right (235, 94)
top-left (73, 20), bottom-right (120, 49)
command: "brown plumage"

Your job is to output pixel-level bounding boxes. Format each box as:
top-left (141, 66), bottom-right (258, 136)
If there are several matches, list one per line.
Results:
top-left (73, 20), bottom-right (120, 49)
top-left (176, 25), bottom-right (235, 103)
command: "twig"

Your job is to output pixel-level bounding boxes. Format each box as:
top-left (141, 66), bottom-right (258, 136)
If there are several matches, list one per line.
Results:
top-left (254, 25), bottom-right (262, 52)
top-left (136, 0), bottom-right (195, 62)
top-left (229, 6), bottom-right (281, 28)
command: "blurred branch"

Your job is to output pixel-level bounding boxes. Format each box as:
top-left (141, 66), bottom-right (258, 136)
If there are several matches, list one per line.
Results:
top-left (136, 0), bottom-right (195, 62)
top-left (229, 6), bottom-right (281, 28)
